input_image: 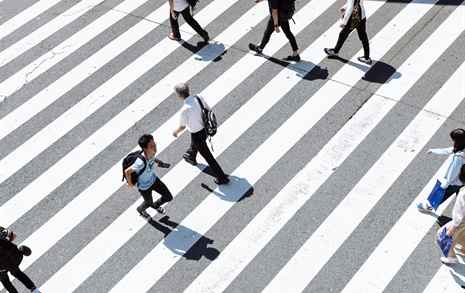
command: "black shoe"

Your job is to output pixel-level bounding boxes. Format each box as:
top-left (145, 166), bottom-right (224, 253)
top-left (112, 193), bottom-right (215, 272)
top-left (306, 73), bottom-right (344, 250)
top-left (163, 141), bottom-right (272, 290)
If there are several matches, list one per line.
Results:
top-left (202, 31), bottom-right (209, 43)
top-left (183, 153), bottom-right (197, 165)
top-left (284, 54), bottom-right (301, 61)
top-left (154, 206), bottom-right (166, 214)
top-left (248, 43), bottom-right (263, 54)
top-left (214, 177), bottom-right (230, 185)
top-left (137, 207), bottom-right (150, 218)
top-left (324, 48), bottom-right (338, 57)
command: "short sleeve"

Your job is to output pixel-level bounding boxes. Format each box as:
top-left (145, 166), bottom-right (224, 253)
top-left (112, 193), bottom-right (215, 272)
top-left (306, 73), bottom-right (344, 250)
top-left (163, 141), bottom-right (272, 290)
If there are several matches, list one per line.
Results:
top-left (132, 157), bottom-right (145, 173)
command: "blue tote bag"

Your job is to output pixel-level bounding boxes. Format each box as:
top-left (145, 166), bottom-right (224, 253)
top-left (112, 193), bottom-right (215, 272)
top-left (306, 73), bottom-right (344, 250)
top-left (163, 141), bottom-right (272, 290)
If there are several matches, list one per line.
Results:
top-left (437, 227), bottom-right (453, 257)
top-left (427, 180), bottom-right (446, 211)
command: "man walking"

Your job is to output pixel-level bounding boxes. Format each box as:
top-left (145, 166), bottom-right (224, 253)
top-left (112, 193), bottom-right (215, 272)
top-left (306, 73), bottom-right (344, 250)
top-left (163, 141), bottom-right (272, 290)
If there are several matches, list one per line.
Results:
top-left (172, 83), bottom-right (230, 185)
top-left (324, 0), bottom-right (372, 64)
top-left (168, 0), bottom-right (209, 43)
top-left (248, 0), bottom-right (300, 61)
top-left (125, 134), bottom-right (173, 218)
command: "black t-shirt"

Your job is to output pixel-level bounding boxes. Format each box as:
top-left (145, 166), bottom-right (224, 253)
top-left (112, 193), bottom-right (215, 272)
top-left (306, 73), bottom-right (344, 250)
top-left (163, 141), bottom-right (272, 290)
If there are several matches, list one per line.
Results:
top-left (268, 0), bottom-right (280, 14)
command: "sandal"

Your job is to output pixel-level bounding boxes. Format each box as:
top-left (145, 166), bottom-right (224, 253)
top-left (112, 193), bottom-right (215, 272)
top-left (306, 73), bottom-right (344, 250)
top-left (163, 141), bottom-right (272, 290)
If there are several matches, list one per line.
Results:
top-left (168, 33), bottom-right (181, 41)
top-left (417, 202), bottom-right (433, 213)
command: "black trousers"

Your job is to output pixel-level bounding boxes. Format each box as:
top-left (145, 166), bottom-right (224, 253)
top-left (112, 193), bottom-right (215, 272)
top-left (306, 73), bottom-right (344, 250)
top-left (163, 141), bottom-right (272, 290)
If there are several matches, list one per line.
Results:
top-left (259, 16), bottom-right (298, 51)
top-left (0, 267), bottom-right (35, 293)
top-left (440, 184), bottom-right (463, 205)
top-left (186, 129), bottom-right (227, 180)
top-left (138, 177), bottom-right (173, 212)
top-left (334, 18), bottom-right (370, 58)
top-left (169, 6), bottom-right (206, 39)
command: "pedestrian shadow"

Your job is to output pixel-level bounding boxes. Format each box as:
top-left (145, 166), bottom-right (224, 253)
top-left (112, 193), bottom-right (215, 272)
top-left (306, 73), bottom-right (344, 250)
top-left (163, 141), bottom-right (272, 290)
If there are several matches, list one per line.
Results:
top-left (181, 41), bottom-right (227, 62)
top-left (147, 216), bottom-right (220, 261)
top-left (327, 56), bottom-right (401, 83)
top-left (200, 175), bottom-right (254, 203)
top-left (267, 56), bottom-right (329, 81)
top-left (447, 263), bottom-right (465, 288)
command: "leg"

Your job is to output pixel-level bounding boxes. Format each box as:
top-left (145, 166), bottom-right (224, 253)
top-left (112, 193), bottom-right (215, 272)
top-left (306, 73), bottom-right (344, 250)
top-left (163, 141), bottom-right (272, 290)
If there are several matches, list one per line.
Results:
top-left (180, 7), bottom-right (206, 37)
top-left (138, 188), bottom-right (154, 212)
top-left (334, 25), bottom-right (353, 54)
top-left (280, 20), bottom-right (298, 53)
top-left (169, 9), bottom-right (182, 38)
top-left (440, 185), bottom-right (463, 205)
top-left (152, 177), bottom-right (173, 208)
top-left (258, 16), bottom-right (275, 50)
top-left (0, 270), bottom-right (18, 293)
top-left (191, 130), bottom-right (227, 180)
top-left (9, 266), bottom-right (36, 291)
top-left (186, 135), bottom-right (199, 160)
top-left (356, 18), bottom-right (370, 58)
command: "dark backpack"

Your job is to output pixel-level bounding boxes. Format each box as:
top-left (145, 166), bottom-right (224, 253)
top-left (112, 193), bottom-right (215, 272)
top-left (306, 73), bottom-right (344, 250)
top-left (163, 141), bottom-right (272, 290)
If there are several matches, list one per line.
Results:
top-left (279, 0), bottom-right (296, 22)
top-left (121, 150), bottom-right (146, 184)
top-left (195, 95), bottom-right (217, 137)
top-left (348, 0), bottom-right (361, 29)
top-left (0, 236), bottom-right (23, 271)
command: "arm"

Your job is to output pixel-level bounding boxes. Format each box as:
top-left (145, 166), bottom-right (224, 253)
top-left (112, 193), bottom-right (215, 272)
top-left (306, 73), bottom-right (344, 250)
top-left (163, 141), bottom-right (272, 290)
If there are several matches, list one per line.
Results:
top-left (427, 147), bottom-right (453, 155)
top-left (0, 226), bottom-right (16, 241)
top-left (272, 9), bottom-right (280, 33)
top-left (124, 167), bottom-right (135, 187)
top-left (173, 125), bottom-right (186, 137)
top-left (448, 189), bottom-right (465, 236)
top-left (340, 0), bottom-right (355, 28)
top-left (168, 0), bottom-right (177, 20)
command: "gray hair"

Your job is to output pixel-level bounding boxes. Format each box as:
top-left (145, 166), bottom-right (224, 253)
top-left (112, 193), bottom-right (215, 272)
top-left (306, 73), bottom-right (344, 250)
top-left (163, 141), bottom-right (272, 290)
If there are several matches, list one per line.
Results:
top-left (174, 83), bottom-right (190, 98)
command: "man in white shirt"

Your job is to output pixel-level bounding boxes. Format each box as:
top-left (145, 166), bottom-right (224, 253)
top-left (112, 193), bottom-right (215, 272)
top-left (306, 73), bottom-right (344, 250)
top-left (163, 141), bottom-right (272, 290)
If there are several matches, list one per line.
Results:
top-left (172, 83), bottom-right (229, 185)
top-left (168, 0), bottom-right (209, 43)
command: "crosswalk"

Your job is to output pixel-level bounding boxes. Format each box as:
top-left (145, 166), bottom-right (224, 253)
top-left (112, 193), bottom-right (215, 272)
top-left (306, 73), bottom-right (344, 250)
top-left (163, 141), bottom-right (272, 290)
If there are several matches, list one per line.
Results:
top-left (1, 0), bottom-right (464, 292)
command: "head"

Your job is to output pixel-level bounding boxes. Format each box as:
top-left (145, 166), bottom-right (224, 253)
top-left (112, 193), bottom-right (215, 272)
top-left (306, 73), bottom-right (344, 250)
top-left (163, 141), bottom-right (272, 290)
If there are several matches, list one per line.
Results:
top-left (459, 164), bottom-right (465, 185)
top-left (450, 128), bottom-right (465, 153)
top-left (138, 134), bottom-right (157, 156)
top-left (174, 83), bottom-right (190, 99)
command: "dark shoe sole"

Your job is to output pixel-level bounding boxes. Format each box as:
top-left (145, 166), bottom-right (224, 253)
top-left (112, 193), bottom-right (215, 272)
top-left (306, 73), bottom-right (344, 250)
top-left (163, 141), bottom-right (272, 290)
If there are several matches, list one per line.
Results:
top-left (284, 54), bottom-right (301, 62)
top-left (215, 177), bottom-right (230, 185)
top-left (248, 43), bottom-right (263, 54)
top-left (183, 154), bottom-right (197, 165)
top-left (324, 48), bottom-right (338, 57)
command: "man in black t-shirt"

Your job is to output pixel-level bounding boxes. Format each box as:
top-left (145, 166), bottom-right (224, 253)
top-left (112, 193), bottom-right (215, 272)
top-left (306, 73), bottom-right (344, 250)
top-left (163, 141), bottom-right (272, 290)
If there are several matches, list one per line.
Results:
top-left (249, 0), bottom-right (300, 61)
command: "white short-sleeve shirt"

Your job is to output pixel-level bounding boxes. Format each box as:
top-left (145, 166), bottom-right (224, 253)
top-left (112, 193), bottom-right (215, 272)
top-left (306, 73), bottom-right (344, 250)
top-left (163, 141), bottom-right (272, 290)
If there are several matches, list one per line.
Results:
top-left (173, 0), bottom-right (189, 12)
top-left (178, 95), bottom-right (210, 134)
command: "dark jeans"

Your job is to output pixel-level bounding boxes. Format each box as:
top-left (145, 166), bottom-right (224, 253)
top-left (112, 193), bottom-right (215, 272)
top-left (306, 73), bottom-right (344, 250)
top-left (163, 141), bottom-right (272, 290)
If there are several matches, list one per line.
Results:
top-left (259, 16), bottom-right (298, 51)
top-left (440, 184), bottom-right (463, 205)
top-left (0, 267), bottom-right (36, 293)
top-left (334, 18), bottom-right (370, 58)
top-left (170, 6), bottom-right (206, 39)
top-left (138, 177), bottom-right (173, 212)
top-left (186, 129), bottom-right (227, 180)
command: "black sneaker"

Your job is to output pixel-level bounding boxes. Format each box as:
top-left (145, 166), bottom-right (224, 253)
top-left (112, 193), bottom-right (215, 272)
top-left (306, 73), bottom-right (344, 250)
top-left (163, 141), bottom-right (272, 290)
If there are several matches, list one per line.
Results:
top-left (214, 177), bottom-right (230, 185)
top-left (324, 48), bottom-right (338, 57)
top-left (248, 43), bottom-right (263, 54)
top-left (284, 54), bottom-right (301, 62)
top-left (155, 206), bottom-right (166, 214)
top-left (182, 153), bottom-right (197, 165)
top-left (137, 207), bottom-right (150, 218)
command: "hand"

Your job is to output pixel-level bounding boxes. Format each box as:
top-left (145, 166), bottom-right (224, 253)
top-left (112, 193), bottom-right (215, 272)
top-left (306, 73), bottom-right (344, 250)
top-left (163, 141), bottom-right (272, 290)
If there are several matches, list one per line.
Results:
top-left (446, 227), bottom-right (455, 237)
top-left (171, 10), bottom-right (177, 20)
top-left (339, 7), bottom-right (346, 13)
top-left (9, 232), bottom-right (17, 242)
top-left (426, 149), bottom-right (432, 154)
top-left (339, 23), bottom-right (345, 28)
top-left (275, 26), bottom-right (280, 33)
top-left (172, 130), bottom-right (178, 137)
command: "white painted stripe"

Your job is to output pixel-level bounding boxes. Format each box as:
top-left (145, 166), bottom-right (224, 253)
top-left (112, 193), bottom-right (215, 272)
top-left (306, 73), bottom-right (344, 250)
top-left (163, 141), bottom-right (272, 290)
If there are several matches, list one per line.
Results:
top-left (0, 0), bottom-right (147, 98)
top-left (0, 2), bottom-right (168, 141)
top-left (184, 1), bottom-right (450, 291)
top-left (264, 6), bottom-right (465, 292)
top-left (341, 63), bottom-right (465, 293)
top-left (0, 0), bottom-right (239, 183)
top-left (0, 0), bottom-right (106, 67)
top-left (423, 259), bottom-right (465, 292)
top-left (37, 4), bottom-right (272, 292)
top-left (12, 0), bottom-right (338, 283)
top-left (0, 0), bottom-right (61, 40)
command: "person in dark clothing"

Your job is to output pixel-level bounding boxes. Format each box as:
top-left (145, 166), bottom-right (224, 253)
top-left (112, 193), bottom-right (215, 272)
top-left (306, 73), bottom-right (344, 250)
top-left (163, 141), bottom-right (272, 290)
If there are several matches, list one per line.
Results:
top-left (249, 0), bottom-right (300, 61)
top-left (0, 226), bottom-right (41, 293)
top-left (172, 83), bottom-right (230, 185)
top-left (168, 0), bottom-right (209, 43)
top-left (324, 0), bottom-right (372, 64)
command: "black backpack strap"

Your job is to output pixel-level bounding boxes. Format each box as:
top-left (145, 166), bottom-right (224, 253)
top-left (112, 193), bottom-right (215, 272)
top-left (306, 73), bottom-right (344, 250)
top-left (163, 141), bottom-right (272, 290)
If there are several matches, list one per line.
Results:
top-left (137, 150), bottom-right (147, 175)
top-left (194, 95), bottom-right (206, 113)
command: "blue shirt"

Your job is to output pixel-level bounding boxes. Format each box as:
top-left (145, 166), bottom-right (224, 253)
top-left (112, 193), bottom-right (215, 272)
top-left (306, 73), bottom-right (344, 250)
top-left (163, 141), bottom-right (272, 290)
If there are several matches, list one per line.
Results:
top-left (132, 153), bottom-right (157, 191)
top-left (431, 147), bottom-right (465, 188)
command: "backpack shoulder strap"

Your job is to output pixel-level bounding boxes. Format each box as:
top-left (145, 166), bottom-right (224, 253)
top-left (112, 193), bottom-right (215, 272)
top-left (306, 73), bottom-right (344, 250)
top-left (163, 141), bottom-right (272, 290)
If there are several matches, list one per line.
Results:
top-left (137, 150), bottom-right (147, 174)
top-left (194, 95), bottom-right (206, 111)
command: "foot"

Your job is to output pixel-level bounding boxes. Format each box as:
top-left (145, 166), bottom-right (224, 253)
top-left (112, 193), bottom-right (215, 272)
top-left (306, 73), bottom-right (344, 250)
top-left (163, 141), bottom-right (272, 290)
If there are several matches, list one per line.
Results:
top-left (137, 207), bottom-right (150, 219)
top-left (202, 31), bottom-right (209, 43)
top-left (284, 54), bottom-right (301, 61)
top-left (358, 56), bottom-right (372, 64)
top-left (168, 33), bottom-right (181, 41)
top-left (183, 153), bottom-right (197, 165)
top-left (417, 202), bottom-right (433, 213)
top-left (441, 256), bottom-right (458, 264)
top-left (214, 177), bottom-right (230, 185)
top-left (155, 206), bottom-right (166, 214)
top-left (324, 48), bottom-right (338, 57)
top-left (248, 43), bottom-right (263, 54)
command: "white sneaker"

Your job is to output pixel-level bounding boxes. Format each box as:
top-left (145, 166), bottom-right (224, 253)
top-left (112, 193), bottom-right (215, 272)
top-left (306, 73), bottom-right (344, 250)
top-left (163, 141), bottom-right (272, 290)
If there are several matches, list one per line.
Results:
top-left (357, 56), bottom-right (372, 64)
top-left (441, 256), bottom-right (458, 264)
